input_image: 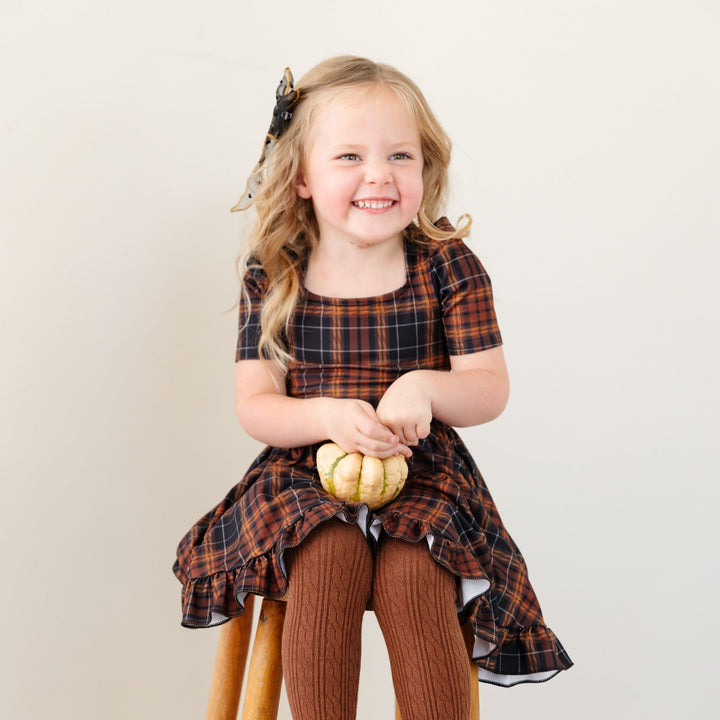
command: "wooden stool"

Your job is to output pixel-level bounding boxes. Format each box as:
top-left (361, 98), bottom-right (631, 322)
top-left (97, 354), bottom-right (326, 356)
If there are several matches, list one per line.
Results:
top-left (205, 595), bottom-right (480, 720)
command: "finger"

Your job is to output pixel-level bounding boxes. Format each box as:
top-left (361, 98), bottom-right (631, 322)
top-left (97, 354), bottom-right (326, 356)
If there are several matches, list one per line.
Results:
top-left (415, 419), bottom-right (432, 441)
top-left (358, 442), bottom-right (412, 459)
top-left (354, 401), bottom-right (387, 430)
top-left (382, 415), bottom-right (416, 446)
top-left (397, 427), bottom-right (417, 446)
top-left (353, 427), bottom-right (408, 457)
top-left (356, 414), bottom-right (397, 445)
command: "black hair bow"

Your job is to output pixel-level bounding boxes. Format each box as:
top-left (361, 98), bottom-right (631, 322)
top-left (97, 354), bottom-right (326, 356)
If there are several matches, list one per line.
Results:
top-left (231, 68), bottom-right (300, 212)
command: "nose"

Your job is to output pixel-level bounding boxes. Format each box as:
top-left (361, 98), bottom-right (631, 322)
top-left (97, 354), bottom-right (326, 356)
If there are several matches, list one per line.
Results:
top-left (364, 157), bottom-right (392, 185)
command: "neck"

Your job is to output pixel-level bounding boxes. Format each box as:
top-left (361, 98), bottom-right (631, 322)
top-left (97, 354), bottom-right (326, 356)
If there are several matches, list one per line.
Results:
top-left (304, 236), bottom-right (406, 298)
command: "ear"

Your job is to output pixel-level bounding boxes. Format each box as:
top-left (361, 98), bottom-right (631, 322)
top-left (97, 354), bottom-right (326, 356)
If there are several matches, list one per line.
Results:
top-left (294, 170), bottom-right (312, 199)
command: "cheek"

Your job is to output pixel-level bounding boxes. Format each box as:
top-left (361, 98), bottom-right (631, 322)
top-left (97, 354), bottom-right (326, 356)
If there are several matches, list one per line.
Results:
top-left (404, 173), bottom-right (424, 209)
top-left (322, 174), bottom-right (357, 204)
top-left (309, 177), bottom-right (352, 216)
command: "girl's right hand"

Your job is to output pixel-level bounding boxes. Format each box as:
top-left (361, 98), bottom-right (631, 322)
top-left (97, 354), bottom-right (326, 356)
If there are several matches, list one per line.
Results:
top-left (322, 398), bottom-right (411, 459)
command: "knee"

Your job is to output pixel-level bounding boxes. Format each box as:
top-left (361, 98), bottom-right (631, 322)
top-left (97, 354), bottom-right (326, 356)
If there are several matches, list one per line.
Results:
top-left (373, 536), bottom-right (459, 616)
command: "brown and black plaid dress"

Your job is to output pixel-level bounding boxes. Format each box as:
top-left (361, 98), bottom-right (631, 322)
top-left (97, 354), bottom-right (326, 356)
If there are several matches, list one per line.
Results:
top-left (174, 229), bottom-right (572, 685)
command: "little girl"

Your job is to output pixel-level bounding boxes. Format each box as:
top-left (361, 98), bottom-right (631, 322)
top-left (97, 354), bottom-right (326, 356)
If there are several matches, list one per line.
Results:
top-left (174, 56), bottom-right (572, 720)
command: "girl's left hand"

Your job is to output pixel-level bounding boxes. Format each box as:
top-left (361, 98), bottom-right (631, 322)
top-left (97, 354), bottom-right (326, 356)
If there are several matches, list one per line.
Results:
top-left (376, 371), bottom-right (433, 447)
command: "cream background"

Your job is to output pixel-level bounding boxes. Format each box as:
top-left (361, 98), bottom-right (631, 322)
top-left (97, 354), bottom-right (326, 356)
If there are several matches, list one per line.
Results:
top-left (2, 1), bottom-right (718, 718)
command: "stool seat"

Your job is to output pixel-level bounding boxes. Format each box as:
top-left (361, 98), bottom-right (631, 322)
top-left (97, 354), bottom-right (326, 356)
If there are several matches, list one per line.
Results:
top-left (205, 595), bottom-right (480, 720)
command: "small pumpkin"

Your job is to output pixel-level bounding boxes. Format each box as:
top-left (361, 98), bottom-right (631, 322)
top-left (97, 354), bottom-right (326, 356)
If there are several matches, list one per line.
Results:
top-left (316, 443), bottom-right (408, 509)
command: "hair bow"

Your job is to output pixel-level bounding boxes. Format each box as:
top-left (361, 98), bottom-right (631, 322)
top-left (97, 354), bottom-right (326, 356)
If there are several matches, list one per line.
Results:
top-left (231, 67), bottom-right (300, 212)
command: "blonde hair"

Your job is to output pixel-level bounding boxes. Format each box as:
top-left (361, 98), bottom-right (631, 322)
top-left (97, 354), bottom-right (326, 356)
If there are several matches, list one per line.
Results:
top-left (238, 55), bottom-right (471, 370)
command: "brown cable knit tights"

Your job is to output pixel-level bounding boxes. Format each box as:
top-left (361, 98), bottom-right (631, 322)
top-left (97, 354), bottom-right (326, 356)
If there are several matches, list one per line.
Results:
top-left (282, 520), bottom-right (471, 720)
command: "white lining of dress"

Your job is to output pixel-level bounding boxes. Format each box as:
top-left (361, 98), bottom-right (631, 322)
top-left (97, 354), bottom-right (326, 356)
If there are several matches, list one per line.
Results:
top-left (476, 668), bottom-right (559, 686)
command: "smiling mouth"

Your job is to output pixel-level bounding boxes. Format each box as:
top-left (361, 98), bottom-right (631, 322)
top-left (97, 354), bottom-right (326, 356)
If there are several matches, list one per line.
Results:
top-left (352, 199), bottom-right (397, 209)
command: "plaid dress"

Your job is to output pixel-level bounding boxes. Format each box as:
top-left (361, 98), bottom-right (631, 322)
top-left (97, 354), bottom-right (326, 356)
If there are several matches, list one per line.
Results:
top-left (173, 229), bottom-right (573, 686)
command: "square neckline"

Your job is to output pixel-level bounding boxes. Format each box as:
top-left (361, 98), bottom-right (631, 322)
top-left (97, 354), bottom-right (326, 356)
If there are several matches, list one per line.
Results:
top-left (301, 237), bottom-right (412, 303)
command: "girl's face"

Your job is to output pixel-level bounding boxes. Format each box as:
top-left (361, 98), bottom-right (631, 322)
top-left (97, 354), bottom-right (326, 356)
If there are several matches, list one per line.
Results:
top-left (295, 85), bottom-right (424, 252)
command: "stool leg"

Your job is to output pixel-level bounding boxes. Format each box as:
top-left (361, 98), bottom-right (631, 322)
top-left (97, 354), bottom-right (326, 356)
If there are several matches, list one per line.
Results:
top-left (240, 598), bottom-right (286, 720)
top-left (206, 594), bottom-right (255, 720)
top-left (461, 624), bottom-right (480, 720)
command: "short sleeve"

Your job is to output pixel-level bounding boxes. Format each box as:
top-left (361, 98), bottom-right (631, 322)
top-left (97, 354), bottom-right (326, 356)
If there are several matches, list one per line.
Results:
top-left (430, 238), bottom-right (503, 355)
top-left (235, 265), bottom-right (267, 362)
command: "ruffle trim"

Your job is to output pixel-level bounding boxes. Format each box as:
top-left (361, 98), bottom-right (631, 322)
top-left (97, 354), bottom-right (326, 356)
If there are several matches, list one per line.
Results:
top-left (378, 516), bottom-right (573, 685)
top-left (176, 502), bottom-right (341, 628)
top-left (470, 623), bottom-right (573, 686)
top-left (175, 508), bottom-right (572, 685)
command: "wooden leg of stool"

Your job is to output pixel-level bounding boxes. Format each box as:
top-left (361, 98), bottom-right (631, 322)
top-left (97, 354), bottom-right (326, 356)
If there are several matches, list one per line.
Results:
top-left (206, 594), bottom-right (255, 720)
top-left (461, 623), bottom-right (480, 720)
top-left (240, 598), bottom-right (286, 720)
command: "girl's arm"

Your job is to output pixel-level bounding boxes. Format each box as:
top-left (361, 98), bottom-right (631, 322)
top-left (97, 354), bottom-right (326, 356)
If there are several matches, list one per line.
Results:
top-left (235, 359), bottom-right (410, 458)
top-left (375, 346), bottom-right (510, 446)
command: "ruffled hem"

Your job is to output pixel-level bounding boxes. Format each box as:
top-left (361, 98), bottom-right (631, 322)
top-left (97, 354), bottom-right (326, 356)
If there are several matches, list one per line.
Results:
top-left (469, 623), bottom-right (573, 685)
top-left (377, 516), bottom-right (573, 685)
top-left (175, 501), bottom-right (342, 628)
top-left (175, 508), bottom-right (572, 685)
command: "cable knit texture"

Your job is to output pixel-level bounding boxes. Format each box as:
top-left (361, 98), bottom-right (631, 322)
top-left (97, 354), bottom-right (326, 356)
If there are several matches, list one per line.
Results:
top-left (282, 521), bottom-right (471, 720)
top-left (374, 536), bottom-right (471, 720)
top-left (282, 521), bottom-right (373, 720)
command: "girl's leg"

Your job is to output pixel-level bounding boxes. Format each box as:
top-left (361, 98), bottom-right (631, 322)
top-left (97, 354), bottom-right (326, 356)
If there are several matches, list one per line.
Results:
top-left (373, 536), bottom-right (471, 720)
top-left (282, 520), bottom-right (373, 720)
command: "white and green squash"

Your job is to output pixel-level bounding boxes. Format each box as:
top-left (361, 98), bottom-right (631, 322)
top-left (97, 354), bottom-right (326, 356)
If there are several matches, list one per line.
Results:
top-left (316, 442), bottom-right (408, 509)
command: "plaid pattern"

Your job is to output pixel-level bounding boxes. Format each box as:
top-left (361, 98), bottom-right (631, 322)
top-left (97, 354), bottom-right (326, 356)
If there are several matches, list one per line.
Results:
top-left (174, 232), bottom-right (572, 682)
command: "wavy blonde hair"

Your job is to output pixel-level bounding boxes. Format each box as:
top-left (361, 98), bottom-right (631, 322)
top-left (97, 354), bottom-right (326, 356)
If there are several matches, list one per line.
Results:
top-left (238, 56), bottom-right (471, 370)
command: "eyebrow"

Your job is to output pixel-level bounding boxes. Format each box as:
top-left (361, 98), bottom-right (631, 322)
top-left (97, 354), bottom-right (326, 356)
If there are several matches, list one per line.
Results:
top-left (327, 140), bottom-right (422, 151)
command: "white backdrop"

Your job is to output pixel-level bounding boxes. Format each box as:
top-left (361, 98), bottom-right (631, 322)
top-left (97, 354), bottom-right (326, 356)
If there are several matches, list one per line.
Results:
top-left (2, 1), bottom-right (718, 718)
